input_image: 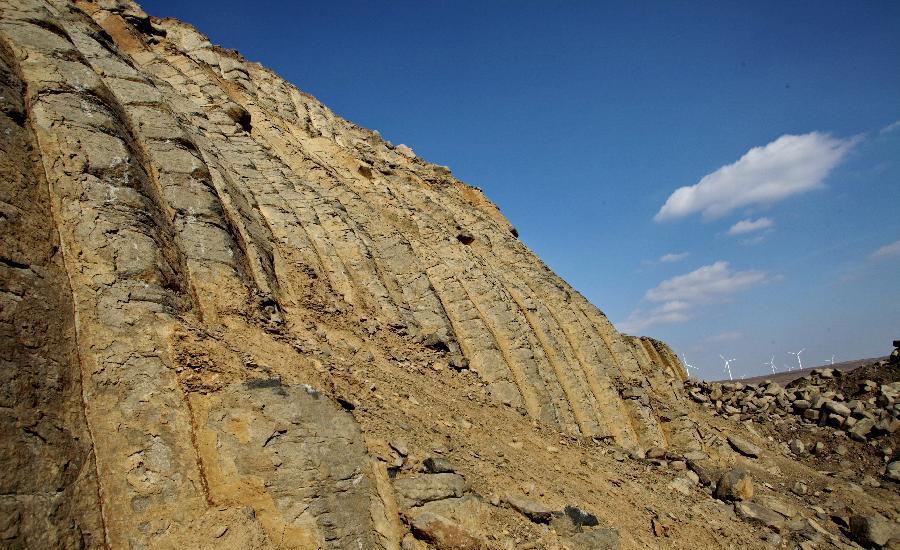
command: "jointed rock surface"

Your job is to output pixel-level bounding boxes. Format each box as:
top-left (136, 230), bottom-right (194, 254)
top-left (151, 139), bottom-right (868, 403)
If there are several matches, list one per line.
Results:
top-left (0, 1), bottom-right (897, 548)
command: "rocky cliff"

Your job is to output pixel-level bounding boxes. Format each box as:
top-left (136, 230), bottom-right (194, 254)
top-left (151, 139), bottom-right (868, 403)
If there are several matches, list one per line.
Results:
top-left (2, 2), bottom-right (896, 549)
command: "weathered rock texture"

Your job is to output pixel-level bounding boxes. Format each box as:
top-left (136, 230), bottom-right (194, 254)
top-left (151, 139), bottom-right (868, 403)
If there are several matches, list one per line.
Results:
top-left (0, 1), bottom-right (744, 548)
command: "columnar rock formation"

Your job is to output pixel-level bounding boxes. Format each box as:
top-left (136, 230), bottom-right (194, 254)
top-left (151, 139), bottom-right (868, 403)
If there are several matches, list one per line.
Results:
top-left (0, 1), bottom-right (700, 547)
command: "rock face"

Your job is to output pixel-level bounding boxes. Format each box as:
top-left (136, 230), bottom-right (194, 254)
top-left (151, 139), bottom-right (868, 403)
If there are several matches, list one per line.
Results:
top-left (0, 0), bottom-right (698, 547)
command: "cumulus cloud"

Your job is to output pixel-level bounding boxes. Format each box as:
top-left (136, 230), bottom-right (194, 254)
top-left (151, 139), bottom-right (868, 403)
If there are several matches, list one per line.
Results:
top-left (655, 132), bottom-right (857, 221)
top-left (618, 261), bottom-right (768, 333)
top-left (659, 252), bottom-right (689, 263)
top-left (645, 261), bottom-right (768, 303)
top-left (870, 240), bottom-right (900, 260)
top-left (728, 217), bottom-right (774, 236)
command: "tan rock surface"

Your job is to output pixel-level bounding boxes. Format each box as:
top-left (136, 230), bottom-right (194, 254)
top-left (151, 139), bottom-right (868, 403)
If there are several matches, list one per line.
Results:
top-left (1, 1), bottom-right (897, 548)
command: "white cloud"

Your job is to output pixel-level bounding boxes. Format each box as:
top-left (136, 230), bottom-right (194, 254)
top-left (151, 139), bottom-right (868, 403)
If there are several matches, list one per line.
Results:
top-left (619, 302), bottom-right (691, 334)
top-left (870, 240), bottom-right (900, 260)
top-left (618, 261), bottom-right (768, 333)
top-left (655, 132), bottom-right (857, 221)
top-left (659, 252), bottom-right (689, 263)
top-left (728, 217), bottom-right (774, 235)
top-left (645, 261), bottom-right (768, 304)
top-left (881, 120), bottom-right (900, 135)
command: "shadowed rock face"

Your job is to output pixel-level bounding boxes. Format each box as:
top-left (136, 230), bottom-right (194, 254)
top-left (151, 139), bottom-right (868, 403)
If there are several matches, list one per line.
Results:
top-left (0, 0), bottom-right (696, 547)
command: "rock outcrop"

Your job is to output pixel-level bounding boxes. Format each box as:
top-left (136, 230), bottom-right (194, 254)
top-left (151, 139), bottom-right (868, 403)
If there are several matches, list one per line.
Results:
top-left (0, 1), bottom-right (697, 545)
top-left (6, 1), bottom-right (897, 549)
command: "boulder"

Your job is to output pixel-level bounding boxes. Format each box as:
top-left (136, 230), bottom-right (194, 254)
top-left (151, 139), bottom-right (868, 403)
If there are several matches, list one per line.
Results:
top-left (410, 512), bottom-right (486, 550)
top-left (849, 514), bottom-right (899, 548)
top-left (714, 469), bottom-right (754, 501)
top-left (885, 461), bottom-right (900, 482)
top-left (824, 400), bottom-right (852, 416)
top-left (849, 418), bottom-right (876, 441)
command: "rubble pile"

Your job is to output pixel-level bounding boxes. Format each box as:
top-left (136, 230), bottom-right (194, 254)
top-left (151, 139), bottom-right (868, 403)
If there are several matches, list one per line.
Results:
top-left (686, 366), bottom-right (900, 443)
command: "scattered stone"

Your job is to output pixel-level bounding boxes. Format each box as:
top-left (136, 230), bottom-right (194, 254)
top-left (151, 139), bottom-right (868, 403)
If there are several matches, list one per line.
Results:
top-left (401, 533), bottom-right (422, 550)
top-left (727, 435), bottom-right (761, 458)
top-left (755, 496), bottom-right (797, 519)
top-left (791, 481), bottom-right (809, 496)
top-left (862, 475), bottom-right (881, 488)
top-left (651, 516), bottom-right (670, 537)
top-left (684, 470), bottom-right (700, 485)
top-left (567, 529), bottom-right (621, 550)
top-left (683, 451), bottom-right (707, 461)
top-left (714, 469), bottom-right (754, 502)
top-left (424, 457), bottom-right (456, 474)
top-left (789, 439), bottom-right (805, 455)
top-left (504, 493), bottom-right (553, 523)
top-left (668, 477), bottom-right (693, 496)
top-left (645, 447), bottom-right (667, 459)
top-left (391, 439), bottom-right (410, 457)
top-left (733, 501), bottom-right (784, 529)
top-left (687, 460), bottom-right (715, 487)
top-left (394, 474), bottom-right (467, 508)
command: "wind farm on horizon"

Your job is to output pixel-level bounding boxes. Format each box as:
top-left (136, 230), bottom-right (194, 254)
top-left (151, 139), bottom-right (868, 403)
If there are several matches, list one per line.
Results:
top-left (678, 348), bottom-right (883, 384)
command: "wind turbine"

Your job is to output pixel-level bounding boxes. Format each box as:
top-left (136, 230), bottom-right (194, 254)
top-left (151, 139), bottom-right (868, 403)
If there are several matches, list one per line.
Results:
top-left (681, 354), bottom-right (698, 377)
top-left (789, 349), bottom-right (805, 371)
top-left (764, 355), bottom-right (777, 375)
top-left (824, 355), bottom-right (835, 366)
top-left (719, 354), bottom-right (735, 381)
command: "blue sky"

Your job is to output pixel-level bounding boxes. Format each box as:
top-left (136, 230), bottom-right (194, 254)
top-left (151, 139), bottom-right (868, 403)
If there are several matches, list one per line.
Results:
top-left (140, 0), bottom-right (900, 380)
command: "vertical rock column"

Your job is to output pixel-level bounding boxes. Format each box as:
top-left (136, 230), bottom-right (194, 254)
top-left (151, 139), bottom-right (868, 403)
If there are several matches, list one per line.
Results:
top-left (0, 3), bottom-right (213, 546)
top-left (0, 49), bottom-right (105, 549)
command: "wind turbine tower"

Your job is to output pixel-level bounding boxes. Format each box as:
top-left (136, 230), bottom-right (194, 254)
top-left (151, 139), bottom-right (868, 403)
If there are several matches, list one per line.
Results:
top-left (765, 355), bottom-right (777, 375)
top-left (719, 354), bottom-right (735, 381)
top-left (789, 349), bottom-right (805, 371)
top-left (681, 354), bottom-right (698, 377)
